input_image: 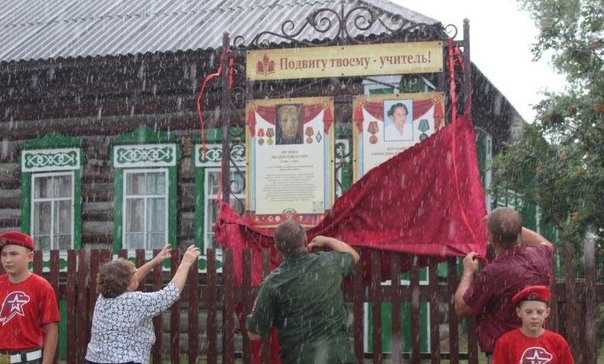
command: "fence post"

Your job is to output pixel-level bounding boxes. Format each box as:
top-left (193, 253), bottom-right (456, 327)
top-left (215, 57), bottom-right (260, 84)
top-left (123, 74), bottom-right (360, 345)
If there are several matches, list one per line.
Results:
top-left (151, 250), bottom-right (164, 363)
top-left (390, 253), bottom-right (402, 364)
top-left (187, 252), bottom-right (200, 363)
top-left (410, 256), bottom-right (420, 363)
top-left (370, 250), bottom-right (383, 364)
top-left (66, 250), bottom-right (77, 364)
top-left (223, 249), bottom-right (235, 364)
top-left (206, 249), bottom-right (218, 364)
top-left (76, 249), bottom-right (89, 363)
top-left (242, 249), bottom-right (253, 363)
top-left (563, 242), bottom-right (579, 362)
top-left (428, 258), bottom-right (441, 364)
top-left (352, 251), bottom-right (364, 363)
top-left (584, 228), bottom-right (597, 364)
top-left (447, 258), bottom-right (459, 364)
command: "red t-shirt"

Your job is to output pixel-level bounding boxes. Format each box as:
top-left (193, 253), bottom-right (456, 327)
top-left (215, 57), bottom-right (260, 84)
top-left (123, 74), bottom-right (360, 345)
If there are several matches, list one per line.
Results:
top-left (0, 273), bottom-right (60, 350)
top-left (493, 328), bottom-right (574, 363)
top-left (463, 243), bottom-right (553, 353)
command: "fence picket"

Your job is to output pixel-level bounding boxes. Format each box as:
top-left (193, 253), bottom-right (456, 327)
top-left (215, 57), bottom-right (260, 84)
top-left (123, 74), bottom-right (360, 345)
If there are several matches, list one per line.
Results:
top-left (170, 249), bottom-right (181, 363)
top-left (352, 252), bottom-right (364, 363)
top-left (410, 256), bottom-right (421, 363)
top-left (428, 258), bottom-right (441, 364)
top-left (391, 252), bottom-right (402, 364)
top-left (370, 250), bottom-right (383, 364)
top-left (65, 250), bottom-right (77, 364)
top-left (223, 249), bottom-right (235, 364)
top-left (584, 234), bottom-right (597, 364)
top-left (242, 249), bottom-right (253, 363)
top-left (151, 250), bottom-right (164, 364)
top-left (447, 258), bottom-right (460, 364)
top-left (206, 249), bottom-right (217, 364)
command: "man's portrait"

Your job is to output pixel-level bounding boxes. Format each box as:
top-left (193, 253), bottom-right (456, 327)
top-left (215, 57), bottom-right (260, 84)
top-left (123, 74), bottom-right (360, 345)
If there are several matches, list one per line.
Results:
top-left (383, 100), bottom-right (413, 142)
top-left (276, 104), bottom-right (303, 145)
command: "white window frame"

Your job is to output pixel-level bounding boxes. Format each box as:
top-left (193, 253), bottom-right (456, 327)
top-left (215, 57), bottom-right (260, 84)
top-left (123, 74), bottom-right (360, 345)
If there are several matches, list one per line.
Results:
top-left (30, 171), bottom-right (75, 250)
top-left (203, 167), bottom-right (246, 251)
top-left (122, 168), bottom-right (169, 250)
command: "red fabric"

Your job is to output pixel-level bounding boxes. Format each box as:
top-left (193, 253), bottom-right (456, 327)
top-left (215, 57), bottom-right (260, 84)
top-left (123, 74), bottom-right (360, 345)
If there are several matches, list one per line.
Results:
top-left (308, 116), bottom-right (486, 258)
top-left (196, 50), bottom-right (230, 158)
top-left (216, 116), bottom-right (486, 362)
top-left (353, 100), bottom-right (384, 132)
top-left (216, 116), bottom-right (487, 281)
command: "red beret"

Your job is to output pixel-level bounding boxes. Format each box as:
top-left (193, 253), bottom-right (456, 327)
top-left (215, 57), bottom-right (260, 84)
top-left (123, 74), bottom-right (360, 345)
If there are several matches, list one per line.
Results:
top-left (0, 231), bottom-right (35, 251)
top-left (513, 285), bottom-right (551, 305)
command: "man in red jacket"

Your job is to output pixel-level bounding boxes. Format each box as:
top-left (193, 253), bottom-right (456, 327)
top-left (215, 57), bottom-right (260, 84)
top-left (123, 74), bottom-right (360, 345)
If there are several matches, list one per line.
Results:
top-left (454, 207), bottom-right (553, 364)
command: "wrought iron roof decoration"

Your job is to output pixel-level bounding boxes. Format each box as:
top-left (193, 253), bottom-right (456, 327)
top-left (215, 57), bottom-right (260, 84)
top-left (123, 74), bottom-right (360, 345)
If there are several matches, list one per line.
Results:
top-left (234, 1), bottom-right (449, 49)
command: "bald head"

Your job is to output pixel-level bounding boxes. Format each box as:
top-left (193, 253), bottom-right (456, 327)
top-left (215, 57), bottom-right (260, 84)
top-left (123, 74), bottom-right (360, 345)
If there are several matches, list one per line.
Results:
top-left (488, 207), bottom-right (523, 249)
top-left (274, 219), bottom-right (306, 257)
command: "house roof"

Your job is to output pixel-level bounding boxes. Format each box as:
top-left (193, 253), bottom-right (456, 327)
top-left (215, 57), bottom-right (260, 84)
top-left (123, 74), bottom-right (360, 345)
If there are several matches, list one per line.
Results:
top-left (0, 0), bottom-right (439, 63)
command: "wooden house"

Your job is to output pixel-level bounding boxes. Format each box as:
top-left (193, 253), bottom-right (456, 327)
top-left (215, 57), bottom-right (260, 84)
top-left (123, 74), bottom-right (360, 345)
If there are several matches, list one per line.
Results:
top-left (0, 0), bottom-right (523, 261)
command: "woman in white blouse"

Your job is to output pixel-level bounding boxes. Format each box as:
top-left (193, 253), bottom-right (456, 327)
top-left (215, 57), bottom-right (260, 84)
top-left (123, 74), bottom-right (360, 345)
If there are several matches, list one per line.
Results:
top-left (85, 245), bottom-right (200, 364)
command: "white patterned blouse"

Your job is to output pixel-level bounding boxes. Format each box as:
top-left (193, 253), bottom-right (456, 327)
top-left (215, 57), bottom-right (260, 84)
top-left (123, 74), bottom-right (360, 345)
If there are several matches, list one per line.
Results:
top-left (85, 282), bottom-right (180, 363)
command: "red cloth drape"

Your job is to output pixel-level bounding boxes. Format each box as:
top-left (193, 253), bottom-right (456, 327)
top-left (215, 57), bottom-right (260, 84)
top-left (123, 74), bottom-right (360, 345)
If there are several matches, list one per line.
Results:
top-left (216, 116), bottom-right (486, 363)
top-left (216, 115), bottom-right (487, 281)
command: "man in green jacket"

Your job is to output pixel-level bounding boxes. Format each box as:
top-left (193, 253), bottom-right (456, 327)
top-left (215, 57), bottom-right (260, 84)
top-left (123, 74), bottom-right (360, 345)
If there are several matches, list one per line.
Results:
top-left (246, 219), bottom-right (360, 364)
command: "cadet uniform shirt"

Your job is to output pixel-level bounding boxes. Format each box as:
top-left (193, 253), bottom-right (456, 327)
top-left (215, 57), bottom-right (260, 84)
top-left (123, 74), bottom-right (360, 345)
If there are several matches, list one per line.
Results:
top-left (246, 251), bottom-right (355, 364)
top-left (493, 328), bottom-right (574, 364)
top-left (0, 273), bottom-right (60, 351)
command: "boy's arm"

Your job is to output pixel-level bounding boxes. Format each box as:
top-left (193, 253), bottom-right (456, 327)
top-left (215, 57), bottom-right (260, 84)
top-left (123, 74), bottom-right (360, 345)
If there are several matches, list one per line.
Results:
top-left (42, 322), bottom-right (58, 364)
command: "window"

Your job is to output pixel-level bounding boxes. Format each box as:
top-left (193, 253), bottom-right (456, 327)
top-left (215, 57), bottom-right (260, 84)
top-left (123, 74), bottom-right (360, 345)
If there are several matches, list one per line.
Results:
top-left (112, 127), bottom-right (179, 252)
top-left (203, 168), bottom-right (245, 250)
top-left (123, 169), bottom-right (168, 249)
top-left (21, 139), bottom-right (83, 251)
top-left (31, 172), bottom-right (74, 250)
top-left (195, 143), bottom-right (246, 253)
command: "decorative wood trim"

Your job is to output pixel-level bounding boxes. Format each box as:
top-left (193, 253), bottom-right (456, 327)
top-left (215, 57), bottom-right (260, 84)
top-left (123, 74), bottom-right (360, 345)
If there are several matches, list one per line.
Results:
top-left (113, 144), bottom-right (177, 168)
top-left (20, 133), bottom-right (84, 249)
top-left (21, 148), bottom-right (81, 172)
top-left (194, 143), bottom-right (245, 167)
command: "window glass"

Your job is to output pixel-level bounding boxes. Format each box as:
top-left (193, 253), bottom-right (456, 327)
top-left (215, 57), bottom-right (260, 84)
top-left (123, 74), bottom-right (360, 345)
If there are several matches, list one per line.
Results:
top-left (204, 169), bottom-right (245, 250)
top-left (32, 172), bottom-right (74, 250)
top-left (124, 170), bottom-right (168, 249)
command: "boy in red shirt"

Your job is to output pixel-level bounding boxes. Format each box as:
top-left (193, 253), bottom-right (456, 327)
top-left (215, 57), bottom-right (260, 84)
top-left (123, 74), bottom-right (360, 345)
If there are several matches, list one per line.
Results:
top-left (493, 285), bottom-right (574, 364)
top-left (0, 231), bottom-right (60, 364)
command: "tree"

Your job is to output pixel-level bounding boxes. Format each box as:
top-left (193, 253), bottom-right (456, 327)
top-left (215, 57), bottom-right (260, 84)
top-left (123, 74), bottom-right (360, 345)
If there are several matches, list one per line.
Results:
top-left (492, 0), bottom-right (604, 345)
top-left (493, 0), bottom-right (603, 247)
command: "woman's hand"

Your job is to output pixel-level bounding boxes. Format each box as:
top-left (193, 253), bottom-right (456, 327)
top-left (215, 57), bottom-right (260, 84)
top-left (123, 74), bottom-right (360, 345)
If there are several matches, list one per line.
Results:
top-left (181, 245), bottom-right (201, 266)
top-left (153, 244), bottom-right (172, 264)
top-left (171, 245), bottom-right (201, 292)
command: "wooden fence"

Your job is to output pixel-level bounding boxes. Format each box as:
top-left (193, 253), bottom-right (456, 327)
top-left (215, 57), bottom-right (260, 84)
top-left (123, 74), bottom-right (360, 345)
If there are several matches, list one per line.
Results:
top-left (23, 243), bottom-right (602, 364)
